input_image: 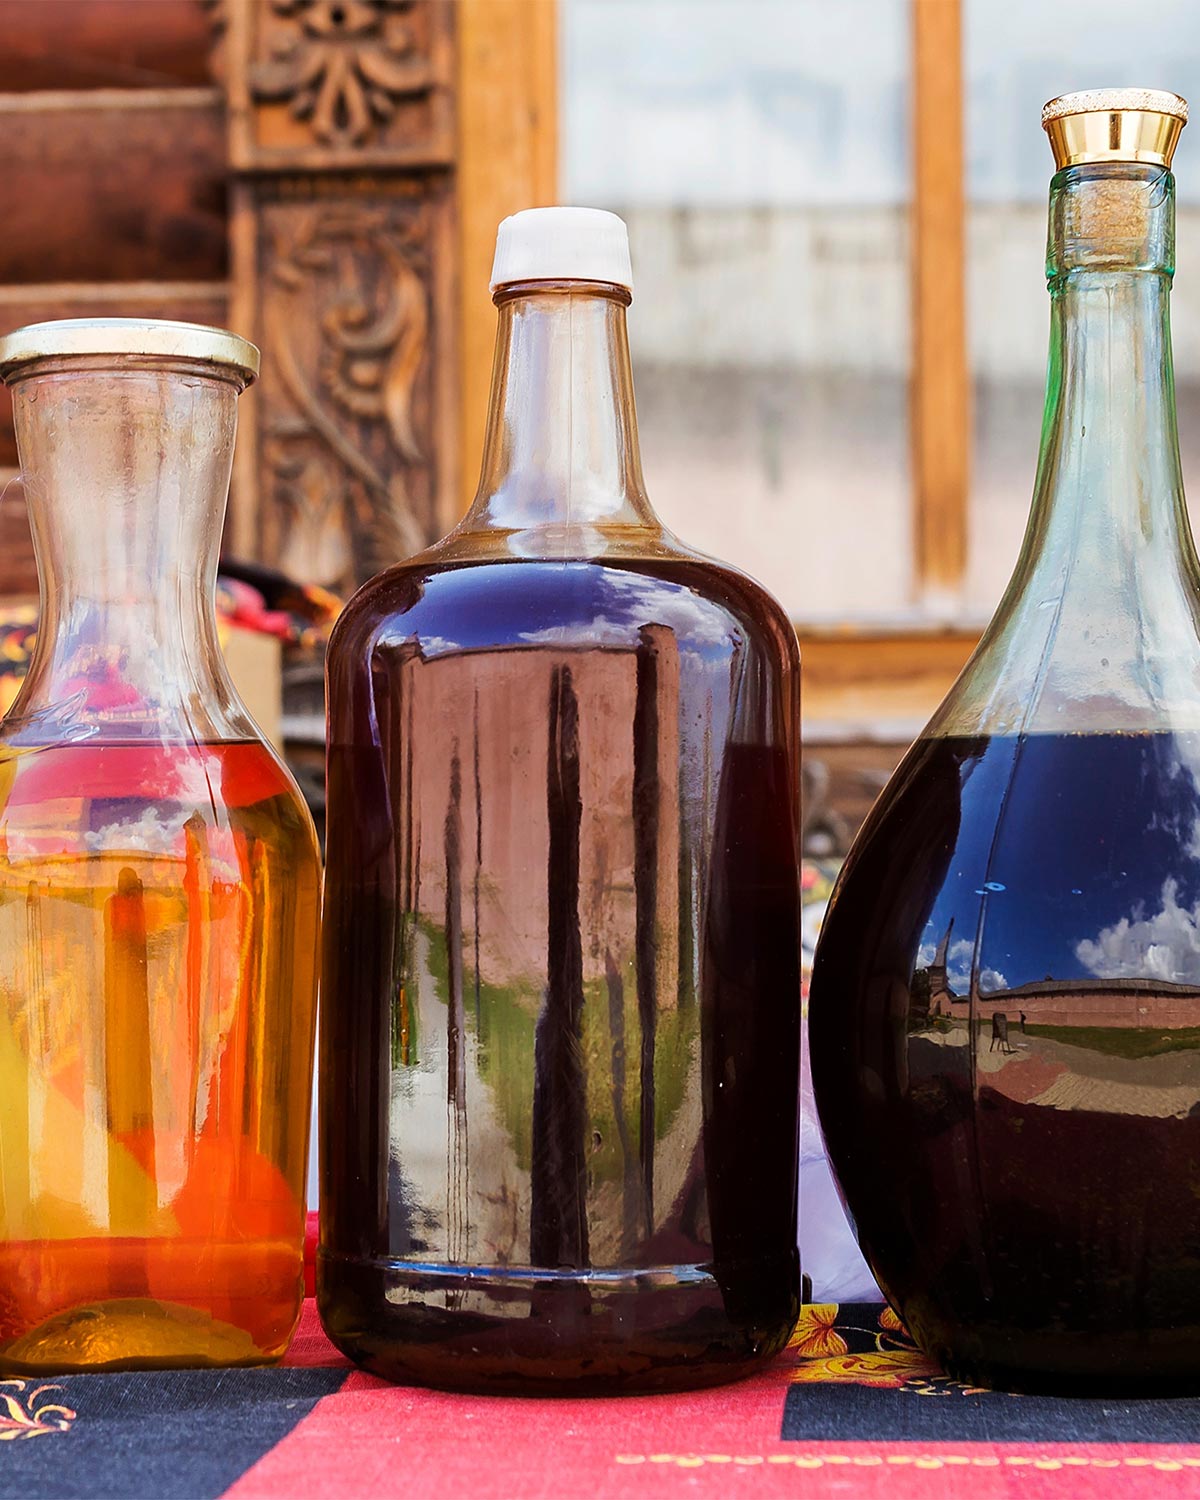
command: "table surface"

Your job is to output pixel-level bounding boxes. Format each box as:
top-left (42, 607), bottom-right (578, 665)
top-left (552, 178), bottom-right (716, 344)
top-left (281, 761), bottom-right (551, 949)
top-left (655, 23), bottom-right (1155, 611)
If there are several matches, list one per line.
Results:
top-left (3, 868), bottom-right (1197, 1496)
top-left (3, 1297), bottom-right (1199, 1500)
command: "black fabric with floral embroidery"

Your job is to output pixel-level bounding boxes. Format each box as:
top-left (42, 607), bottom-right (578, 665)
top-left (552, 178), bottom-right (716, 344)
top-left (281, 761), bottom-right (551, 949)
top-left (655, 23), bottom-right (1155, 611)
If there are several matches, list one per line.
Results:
top-left (784, 1305), bottom-right (1200, 1444)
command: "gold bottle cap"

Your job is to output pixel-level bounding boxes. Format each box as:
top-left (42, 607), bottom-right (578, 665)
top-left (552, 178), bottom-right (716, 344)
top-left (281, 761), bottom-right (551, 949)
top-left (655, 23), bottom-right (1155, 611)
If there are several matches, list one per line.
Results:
top-left (1042, 88), bottom-right (1187, 170)
top-left (0, 318), bottom-right (260, 385)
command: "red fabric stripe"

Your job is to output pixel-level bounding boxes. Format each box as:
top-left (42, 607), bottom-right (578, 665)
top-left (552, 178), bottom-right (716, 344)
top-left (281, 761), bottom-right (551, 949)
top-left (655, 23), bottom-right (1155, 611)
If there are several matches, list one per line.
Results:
top-left (226, 1375), bottom-right (1200, 1500)
top-left (267, 1286), bottom-right (1200, 1498)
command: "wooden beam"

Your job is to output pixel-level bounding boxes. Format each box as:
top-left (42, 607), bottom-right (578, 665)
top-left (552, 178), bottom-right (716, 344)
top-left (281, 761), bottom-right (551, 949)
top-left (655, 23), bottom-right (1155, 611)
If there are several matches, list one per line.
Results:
top-left (798, 626), bottom-right (979, 731)
top-left (911, 0), bottom-right (969, 600)
top-left (0, 88), bottom-right (225, 284)
top-left (456, 0), bottom-right (558, 523)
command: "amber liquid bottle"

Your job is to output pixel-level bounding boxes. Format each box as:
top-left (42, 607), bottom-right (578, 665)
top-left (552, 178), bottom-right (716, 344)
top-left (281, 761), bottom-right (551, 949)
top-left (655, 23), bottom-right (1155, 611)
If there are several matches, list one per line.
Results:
top-left (810, 91), bottom-right (1200, 1393)
top-left (319, 208), bottom-right (802, 1393)
top-left (0, 319), bottom-right (320, 1372)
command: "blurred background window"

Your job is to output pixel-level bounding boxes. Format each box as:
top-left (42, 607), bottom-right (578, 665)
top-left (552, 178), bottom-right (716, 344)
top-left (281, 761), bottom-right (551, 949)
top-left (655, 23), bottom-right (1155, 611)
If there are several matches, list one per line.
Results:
top-left (561, 0), bottom-right (913, 621)
top-left (1, 0), bottom-right (1199, 836)
top-left (965, 0), bottom-right (1200, 608)
top-left (556, 0), bottom-right (1200, 763)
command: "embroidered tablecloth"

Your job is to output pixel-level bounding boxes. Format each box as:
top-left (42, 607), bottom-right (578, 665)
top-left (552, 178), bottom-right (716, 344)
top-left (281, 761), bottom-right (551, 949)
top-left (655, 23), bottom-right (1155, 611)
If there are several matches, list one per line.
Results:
top-left (4, 1299), bottom-right (1200, 1499)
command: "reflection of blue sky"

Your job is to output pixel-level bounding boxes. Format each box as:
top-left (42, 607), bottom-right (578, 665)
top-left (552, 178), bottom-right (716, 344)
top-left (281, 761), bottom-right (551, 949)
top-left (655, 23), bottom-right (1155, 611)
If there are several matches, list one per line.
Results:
top-left (927, 734), bottom-right (1200, 993)
top-left (378, 562), bottom-right (741, 663)
top-left (516, 569), bottom-right (738, 657)
top-left (1076, 879), bottom-right (1200, 984)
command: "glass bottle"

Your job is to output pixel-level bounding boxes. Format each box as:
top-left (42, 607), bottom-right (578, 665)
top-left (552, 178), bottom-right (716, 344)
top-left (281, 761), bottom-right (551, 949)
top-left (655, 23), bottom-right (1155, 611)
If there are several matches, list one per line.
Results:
top-left (0, 319), bottom-right (321, 1372)
top-left (319, 208), bottom-right (802, 1394)
top-left (810, 91), bottom-right (1200, 1393)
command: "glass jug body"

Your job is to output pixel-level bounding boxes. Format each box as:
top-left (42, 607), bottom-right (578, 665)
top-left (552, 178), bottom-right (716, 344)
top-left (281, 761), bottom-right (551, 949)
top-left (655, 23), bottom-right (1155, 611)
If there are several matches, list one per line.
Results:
top-left (319, 268), bottom-right (803, 1394)
top-left (810, 115), bottom-right (1200, 1391)
top-left (0, 327), bottom-right (321, 1373)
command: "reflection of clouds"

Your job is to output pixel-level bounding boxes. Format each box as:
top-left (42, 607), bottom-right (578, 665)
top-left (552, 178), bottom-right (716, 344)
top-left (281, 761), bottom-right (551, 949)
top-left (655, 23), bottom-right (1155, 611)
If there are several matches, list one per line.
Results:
top-left (85, 805), bottom-right (192, 854)
top-left (418, 634), bottom-right (462, 657)
top-left (83, 806), bottom-right (241, 879)
top-left (518, 572), bottom-right (736, 652)
top-left (1076, 877), bottom-right (1200, 983)
top-left (1153, 738), bottom-right (1200, 862)
top-left (916, 937), bottom-right (1007, 995)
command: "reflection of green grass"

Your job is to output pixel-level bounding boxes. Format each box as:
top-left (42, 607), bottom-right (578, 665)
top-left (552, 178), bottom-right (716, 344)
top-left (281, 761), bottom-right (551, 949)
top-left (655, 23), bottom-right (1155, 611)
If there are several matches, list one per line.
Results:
top-left (1025, 1023), bottom-right (1200, 1060)
top-left (413, 918), bottom-right (695, 1178)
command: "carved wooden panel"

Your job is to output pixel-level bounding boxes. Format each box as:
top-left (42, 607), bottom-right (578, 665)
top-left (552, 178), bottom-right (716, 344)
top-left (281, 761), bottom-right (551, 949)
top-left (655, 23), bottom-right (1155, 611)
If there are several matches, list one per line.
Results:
top-left (231, 175), bottom-right (455, 591)
top-left (224, 0), bottom-right (454, 172)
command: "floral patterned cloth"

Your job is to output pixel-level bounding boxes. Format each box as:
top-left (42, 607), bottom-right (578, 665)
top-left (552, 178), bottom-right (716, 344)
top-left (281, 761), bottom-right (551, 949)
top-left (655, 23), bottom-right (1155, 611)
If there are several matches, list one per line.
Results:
top-left (4, 1300), bottom-right (1199, 1498)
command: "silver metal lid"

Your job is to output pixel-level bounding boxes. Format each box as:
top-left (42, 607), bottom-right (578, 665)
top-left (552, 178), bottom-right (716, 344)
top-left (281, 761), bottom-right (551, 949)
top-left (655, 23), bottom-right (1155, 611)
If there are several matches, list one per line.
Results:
top-left (0, 318), bottom-right (261, 385)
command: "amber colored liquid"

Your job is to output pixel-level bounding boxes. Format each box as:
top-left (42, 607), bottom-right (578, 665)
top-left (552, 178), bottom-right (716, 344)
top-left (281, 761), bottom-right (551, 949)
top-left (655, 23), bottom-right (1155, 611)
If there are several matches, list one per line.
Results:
top-left (0, 739), bottom-right (320, 1372)
top-left (320, 556), bottom-right (802, 1393)
top-left (811, 731), bottom-right (1200, 1394)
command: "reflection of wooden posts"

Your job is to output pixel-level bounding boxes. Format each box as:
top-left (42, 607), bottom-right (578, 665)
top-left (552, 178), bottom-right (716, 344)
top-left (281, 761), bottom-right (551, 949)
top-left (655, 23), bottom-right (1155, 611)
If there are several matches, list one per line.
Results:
top-left (220, 0), bottom-right (458, 591)
top-left (444, 743), bottom-right (468, 1266)
top-left (104, 867), bottom-right (155, 1256)
top-left (182, 814), bottom-right (208, 1135)
top-left (604, 947), bottom-right (639, 1260)
top-left (631, 625), bottom-right (682, 1235)
top-left (531, 664), bottom-right (588, 1268)
top-left (633, 631), bottom-right (660, 1235)
top-left (25, 880), bottom-right (46, 1064)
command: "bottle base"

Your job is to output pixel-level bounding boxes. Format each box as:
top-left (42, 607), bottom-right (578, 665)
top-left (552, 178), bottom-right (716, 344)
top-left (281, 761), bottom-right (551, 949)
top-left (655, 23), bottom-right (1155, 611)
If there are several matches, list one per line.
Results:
top-left (317, 1248), bottom-right (799, 1395)
top-left (0, 1296), bottom-right (288, 1374)
top-left (910, 1306), bottom-right (1200, 1396)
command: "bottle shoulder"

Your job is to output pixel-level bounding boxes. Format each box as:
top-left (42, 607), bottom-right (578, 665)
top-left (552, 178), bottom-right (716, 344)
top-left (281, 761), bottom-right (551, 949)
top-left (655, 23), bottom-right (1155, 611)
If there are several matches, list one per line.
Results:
top-left (328, 552), bottom-right (798, 673)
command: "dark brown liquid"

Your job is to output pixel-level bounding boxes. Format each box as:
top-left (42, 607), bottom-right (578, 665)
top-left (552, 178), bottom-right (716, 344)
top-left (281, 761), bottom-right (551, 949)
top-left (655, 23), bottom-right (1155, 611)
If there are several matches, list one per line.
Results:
top-left (319, 556), bottom-right (802, 1393)
top-left (810, 731), bottom-right (1200, 1393)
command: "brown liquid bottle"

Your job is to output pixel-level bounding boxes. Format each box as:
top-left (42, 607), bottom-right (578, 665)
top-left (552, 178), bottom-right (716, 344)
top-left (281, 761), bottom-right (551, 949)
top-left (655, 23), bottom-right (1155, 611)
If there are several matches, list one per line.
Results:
top-left (319, 208), bottom-right (802, 1393)
top-left (810, 91), bottom-right (1200, 1393)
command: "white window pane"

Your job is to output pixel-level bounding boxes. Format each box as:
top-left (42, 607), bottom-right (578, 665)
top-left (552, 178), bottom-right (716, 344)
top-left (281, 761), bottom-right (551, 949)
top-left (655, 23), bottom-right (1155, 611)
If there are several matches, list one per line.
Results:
top-left (967, 0), bottom-right (1200, 611)
top-left (562, 0), bottom-right (912, 619)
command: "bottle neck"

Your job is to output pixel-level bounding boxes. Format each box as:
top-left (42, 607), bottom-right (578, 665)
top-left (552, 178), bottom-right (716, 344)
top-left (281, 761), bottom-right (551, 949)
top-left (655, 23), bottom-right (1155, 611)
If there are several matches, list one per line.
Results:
top-left (9, 361), bottom-right (250, 741)
top-left (938, 164), bottom-right (1200, 736)
top-left (1034, 163), bottom-right (1184, 559)
top-left (459, 282), bottom-right (660, 553)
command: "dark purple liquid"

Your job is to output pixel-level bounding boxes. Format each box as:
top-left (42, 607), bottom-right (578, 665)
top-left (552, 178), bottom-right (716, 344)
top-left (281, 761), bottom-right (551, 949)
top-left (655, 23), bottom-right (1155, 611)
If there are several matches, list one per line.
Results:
top-left (319, 556), bottom-right (802, 1392)
top-left (811, 730), bottom-right (1200, 1393)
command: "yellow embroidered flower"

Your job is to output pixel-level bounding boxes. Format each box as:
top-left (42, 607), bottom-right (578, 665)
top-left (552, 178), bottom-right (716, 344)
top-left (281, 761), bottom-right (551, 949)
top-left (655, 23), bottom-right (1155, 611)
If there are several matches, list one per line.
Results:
top-left (0, 1381), bottom-right (75, 1439)
top-left (791, 1348), bottom-right (944, 1389)
top-left (789, 1304), bottom-right (848, 1359)
top-left (878, 1305), bottom-right (906, 1335)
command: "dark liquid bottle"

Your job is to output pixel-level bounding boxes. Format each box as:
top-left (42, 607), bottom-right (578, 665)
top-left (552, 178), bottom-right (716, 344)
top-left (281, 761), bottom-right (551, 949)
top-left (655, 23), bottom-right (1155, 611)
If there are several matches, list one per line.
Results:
top-left (319, 209), bottom-right (802, 1393)
top-left (810, 91), bottom-right (1200, 1393)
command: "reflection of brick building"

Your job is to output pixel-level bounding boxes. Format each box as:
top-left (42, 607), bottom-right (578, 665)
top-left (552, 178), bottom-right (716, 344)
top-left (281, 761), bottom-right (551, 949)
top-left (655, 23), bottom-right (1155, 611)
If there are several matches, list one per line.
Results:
top-left (383, 628), bottom-right (683, 1005)
top-left (953, 978), bottom-right (1200, 1029)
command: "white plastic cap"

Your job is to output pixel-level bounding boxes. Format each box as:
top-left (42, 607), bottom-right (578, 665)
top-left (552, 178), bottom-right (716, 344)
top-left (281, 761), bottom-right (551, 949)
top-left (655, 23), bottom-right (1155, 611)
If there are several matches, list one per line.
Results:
top-left (490, 207), bottom-right (633, 294)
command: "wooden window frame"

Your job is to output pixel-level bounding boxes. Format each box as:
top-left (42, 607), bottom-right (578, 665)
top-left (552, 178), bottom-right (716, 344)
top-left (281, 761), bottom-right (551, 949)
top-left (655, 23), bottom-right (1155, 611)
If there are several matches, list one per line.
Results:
top-left (456, 0), bottom-right (558, 515)
top-left (799, 0), bottom-right (978, 740)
